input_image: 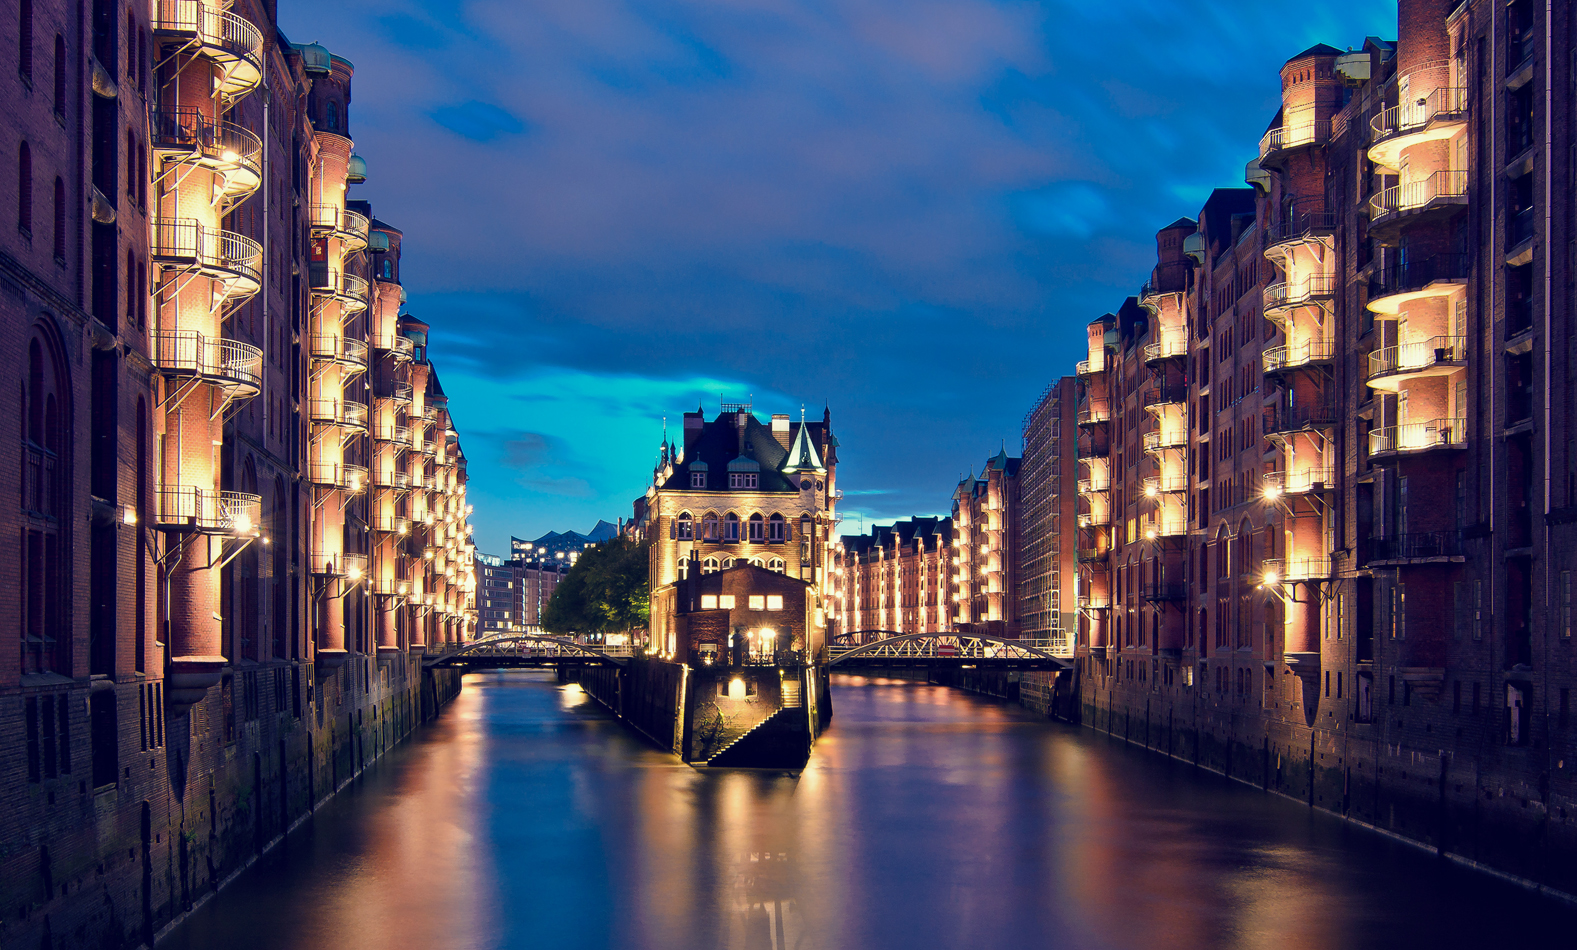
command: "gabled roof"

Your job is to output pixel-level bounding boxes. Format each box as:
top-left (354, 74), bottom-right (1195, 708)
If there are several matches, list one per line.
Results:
top-left (1289, 42), bottom-right (1343, 60)
top-left (660, 411), bottom-right (831, 494)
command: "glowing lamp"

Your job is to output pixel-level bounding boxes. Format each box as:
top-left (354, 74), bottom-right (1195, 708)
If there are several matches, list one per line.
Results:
top-left (1262, 571), bottom-right (1279, 587)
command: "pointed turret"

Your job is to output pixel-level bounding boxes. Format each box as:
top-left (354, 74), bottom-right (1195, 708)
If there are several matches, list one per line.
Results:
top-left (781, 410), bottom-right (826, 474)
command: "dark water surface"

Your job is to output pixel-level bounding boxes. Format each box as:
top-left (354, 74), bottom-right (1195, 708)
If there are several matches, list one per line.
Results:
top-left (163, 672), bottom-right (1576, 950)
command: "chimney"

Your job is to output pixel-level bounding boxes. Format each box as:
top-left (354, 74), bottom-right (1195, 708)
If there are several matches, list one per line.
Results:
top-left (771, 414), bottom-right (791, 450)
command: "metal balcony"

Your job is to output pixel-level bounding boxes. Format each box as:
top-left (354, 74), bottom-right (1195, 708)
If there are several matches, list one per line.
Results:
top-left (1142, 518), bottom-right (1188, 540)
top-left (1367, 530), bottom-right (1464, 564)
top-left (1076, 546), bottom-right (1109, 563)
top-left (1366, 336), bottom-right (1466, 389)
top-left (372, 467), bottom-right (411, 490)
top-left (1139, 261), bottom-right (1191, 306)
top-left (309, 551), bottom-right (368, 578)
top-left (308, 461), bottom-right (369, 492)
top-left (1076, 511), bottom-right (1109, 529)
top-left (309, 334), bottom-right (370, 370)
top-left (373, 422), bottom-right (410, 445)
top-left (1143, 385), bottom-right (1188, 411)
top-left (1142, 582), bottom-right (1188, 603)
top-left (1263, 274), bottom-right (1337, 316)
top-left (309, 204), bottom-right (372, 251)
top-left (1368, 418), bottom-right (1466, 459)
top-left (1076, 476), bottom-right (1109, 494)
top-left (1368, 171), bottom-right (1469, 238)
top-left (375, 333), bottom-right (416, 361)
top-left (1142, 336), bottom-right (1189, 364)
top-left (308, 398), bottom-right (369, 431)
top-left (148, 109), bottom-right (262, 200)
top-left (1262, 468), bottom-right (1335, 497)
top-left (1075, 358), bottom-right (1105, 377)
top-left (372, 513), bottom-right (412, 535)
top-left (151, 218), bottom-right (262, 298)
top-left (1258, 118), bottom-right (1331, 164)
top-left (1264, 339), bottom-right (1337, 376)
top-left (1367, 253), bottom-right (1470, 315)
top-left (1264, 401), bottom-right (1339, 436)
top-left (1143, 428), bottom-right (1186, 453)
top-left (1260, 556), bottom-right (1332, 583)
top-left (1076, 400), bottom-right (1111, 426)
top-left (152, 330), bottom-right (262, 396)
top-left (1265, 210), bottom-right (1339, 252)
top-left (155, 486), bottom-right (261, 535)
top-left (1368, 86), bottom-right (1469, 171)
top-left (1143, 473), bottom-right (1189, 495)
top-left (378, 380), bottom-right (414, 404)
top-left (151, 1), bottom-right (264, 102)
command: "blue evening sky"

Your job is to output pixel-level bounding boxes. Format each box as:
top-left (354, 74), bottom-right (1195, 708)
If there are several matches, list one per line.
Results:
top-left (278, 0), bottom-right (1398, 557)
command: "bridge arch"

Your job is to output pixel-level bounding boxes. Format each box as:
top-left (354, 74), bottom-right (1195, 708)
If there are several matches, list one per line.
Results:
top-left (423, 634), bottom-right (627, 669)
top-left (829, 633), bottom-right (1069, 670)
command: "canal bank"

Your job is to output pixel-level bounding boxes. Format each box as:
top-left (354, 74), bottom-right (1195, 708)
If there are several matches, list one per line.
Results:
top-left (1, 661), bottom-right (463, 950)
top-left (935, 665), bottom-right (1577, 907)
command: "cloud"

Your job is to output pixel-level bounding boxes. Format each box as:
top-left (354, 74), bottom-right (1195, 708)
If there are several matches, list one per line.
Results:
top-left (281, 0), bottom-right (1399, 550)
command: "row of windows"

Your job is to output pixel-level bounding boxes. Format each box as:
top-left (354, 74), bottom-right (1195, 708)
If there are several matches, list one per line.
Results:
top-left (685, 555), bottom-right (788, 574)
top-left (677, 511), bottom-right (807, 542)
top-left (699, 594), bottom-right (785, 611)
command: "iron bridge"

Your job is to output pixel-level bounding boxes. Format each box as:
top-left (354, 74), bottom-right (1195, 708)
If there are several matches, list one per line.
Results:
top-left (423, 634), bottom-right (632, 670)
top-left (829, 633), bottom-right (1070, 671)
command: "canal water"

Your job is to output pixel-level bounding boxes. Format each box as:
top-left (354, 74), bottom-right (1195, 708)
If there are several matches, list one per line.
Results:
top-left (163, 672), bottom-right (1576, 950)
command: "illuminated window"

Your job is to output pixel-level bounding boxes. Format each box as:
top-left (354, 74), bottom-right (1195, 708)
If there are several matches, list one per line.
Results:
top-left (702, 557), bottom-right (719, 574)
top-left (702, 513), bottom-right (719, 540)
top-left (725, 512), bottom-right (740, 541)
top-left (768, 513), bottom-right (786, 542)
top-left (701, 595), bottom-right (718, 609)
top-left (676, 512), bottom-right (693, 540)
top-left (748, 513), bottom-right (764, 541)
top-left (766, 595), bottom-right (784, 611)
top-left (691, 471), bottom-right (706, 489)
top-left (769, 558), bottom-right (785, 573)
top-left (719, 595), bottom-right (736, 609)
top-left (749, 595), bottom-right (765, 610)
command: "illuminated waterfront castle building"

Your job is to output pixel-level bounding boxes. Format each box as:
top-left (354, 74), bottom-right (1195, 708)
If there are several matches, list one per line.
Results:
top-left (646, 403), bottom-right (840, 656)
top-left (1042, 0), bottom-right (1577, 890)
top-left (831, 517), bottom-right (954, 638)
top-left (0, 4), bottom-right (476, 945)
top-left (951, 450), bottom-right (1022, 638)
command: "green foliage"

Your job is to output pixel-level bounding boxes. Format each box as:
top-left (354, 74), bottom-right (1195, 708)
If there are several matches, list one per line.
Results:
top-left (541, 537), bottom-right (651, 635)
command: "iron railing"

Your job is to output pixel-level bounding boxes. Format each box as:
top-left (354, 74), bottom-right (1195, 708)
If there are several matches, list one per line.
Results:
top-left (1264, 339), bottom-right (1337, 373)
top-left (1369, 531), bottom-right (1463, 561)
top-left (1263, 274), bottom-right (1338, 312)
top-left (307, 461), bottom-right (369, 492)
top-left (151, 218), bottom-right (262, 289)
top-left (148, 108), bottom-right (262, 187)
top-left (308, 398), bottom-right (369, 430)
top-left (1259, 118), bottom-right (1331, 159)
top-left (156, 486), bottom-right (260, 534)
top-left (1369, 170), bottom-right (1468, 219)
top-left (308, 334), bottom-right (370, 368)
top-left (1367, 335), bottom-right (1466, 380)
top-left (1264, 401), bottom-right (1339, 434)
top-left (153, 330), bottom-right (262, 391)
top-left (1370, 86), bottom-right (1468, 142)
top-left (308, 205), bottom-right (371, 249)
top-left (1368, 418), bottom-right (1466, 456)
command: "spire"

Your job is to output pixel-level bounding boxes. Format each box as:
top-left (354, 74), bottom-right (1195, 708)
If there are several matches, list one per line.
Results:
top-left (780, 415), bottom-right (825, 474)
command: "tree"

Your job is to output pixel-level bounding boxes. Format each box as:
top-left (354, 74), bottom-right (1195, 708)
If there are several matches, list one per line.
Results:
top-left (541, 537), bottom-right (651, 636)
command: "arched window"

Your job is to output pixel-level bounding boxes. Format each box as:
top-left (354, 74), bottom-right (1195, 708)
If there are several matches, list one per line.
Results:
top-left (1238, 519), bottom-right (1255, 576)
top-left (701, 512), bottom-right (719, 541)
top-left (52, 177), bottom-right (64, 260)
top-left (380, 259), bottom-right (393, 279)
top-left (721, 557), bottom-right (735, 569)
top-left (725, 512), bottom-right (740, 542)
top-left (747, 512), bottom-right (764, 542)
top-left (676, 512), bottom-right (693, 540)
top-left (748, 557), bottom-right (764, 568)
top-left (702, 557), bottom-right (718, 574)
top-left (19, 0), bottom-right (33, 82)
top-left (22, 333), bottom-right (68, 674)
top-left (768, 513), bottom-right (785, 542)
top-left (769, 558), bottom-right (785, 573)
top-left (18, 141), bottom-right (33, 234)
top-left (53, 35), bottom-right (65, 115)
top-left (325, 100), bottom-right (339, 131)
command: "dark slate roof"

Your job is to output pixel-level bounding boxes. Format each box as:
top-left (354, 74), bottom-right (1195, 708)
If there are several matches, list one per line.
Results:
top-left (664, 412), bottom-right (831, 494)
top-left (1289, 43), bottom-right (1344, 60)
top-left (841, 516), bottom-right (954, 557)
top-left (1162, 217), bottom-right (1197, 231)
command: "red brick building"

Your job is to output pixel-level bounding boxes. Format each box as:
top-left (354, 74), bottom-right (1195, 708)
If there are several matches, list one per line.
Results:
top-left (830, 516), bottom-right (954, 639)
top-left (1060, 0), bottom-right (1577, 895)
top-left (0, 3), bottom-right (476, 946)
top-left (952, 449), bottom-right (1022, 638)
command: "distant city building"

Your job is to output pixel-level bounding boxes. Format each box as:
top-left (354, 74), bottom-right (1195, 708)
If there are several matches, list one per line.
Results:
top-left (476, 554), bottom-right (515, 634)
top-left (831, 518), bottom-right (954, 639)
top-left (952, 450), bottom-right (1023, 638)
top-left (511, 521), bottom-right (619, 565)
top-left (1018, 378), bottom-right (1079, 654)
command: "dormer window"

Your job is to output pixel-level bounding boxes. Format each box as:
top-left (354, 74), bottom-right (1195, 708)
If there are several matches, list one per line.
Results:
top-left (729, 472), bottom-right (758, 489)
top-left (691, 472), bottom-right (706, 488)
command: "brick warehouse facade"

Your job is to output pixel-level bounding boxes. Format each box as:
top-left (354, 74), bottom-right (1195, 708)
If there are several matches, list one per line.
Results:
top-left (0, 3), bottom-right (477, 948)
top-left (830, 516), bottom-right (954, 640)
top-left (1050, 0), bottom-right (1577, 898)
